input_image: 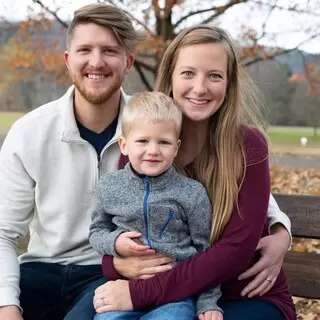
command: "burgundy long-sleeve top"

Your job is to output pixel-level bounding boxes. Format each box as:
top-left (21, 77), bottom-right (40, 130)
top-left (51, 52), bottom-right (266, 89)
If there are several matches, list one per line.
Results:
top-left (109, 127), bottom-right (296, 320)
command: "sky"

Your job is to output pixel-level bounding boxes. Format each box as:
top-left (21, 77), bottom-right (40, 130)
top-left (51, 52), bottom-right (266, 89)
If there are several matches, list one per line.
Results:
top-left (1, 0), bottom-right (319, 54)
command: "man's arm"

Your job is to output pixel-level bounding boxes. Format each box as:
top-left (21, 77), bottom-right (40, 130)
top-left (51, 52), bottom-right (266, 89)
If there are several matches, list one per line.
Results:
top-left (267, 194), bottom-right (292, 244)
top-left (0, 124), bottom-right (35, 309)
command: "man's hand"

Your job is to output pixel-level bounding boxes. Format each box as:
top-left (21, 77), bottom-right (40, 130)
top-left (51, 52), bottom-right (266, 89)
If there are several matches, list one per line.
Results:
top-left (198, 310), bottom-right (223, 320)
top-left (113, 252), bottom-right (174, 279)
top-left (238, 227), bottom-right (290, 297)
top-left (115, 232), bottom-right (154, 257)
top-left (0, 306), bottom-right (22, 320)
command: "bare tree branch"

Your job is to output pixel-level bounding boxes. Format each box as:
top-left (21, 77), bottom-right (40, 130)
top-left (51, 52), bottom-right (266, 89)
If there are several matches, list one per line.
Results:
top-left (243, 32), bottom-right (320, 67)
top-left (134, 58), bottom-right (157, 73)
top-left (252, 0), bottom-right (320, 17)
top-left (134, 61), bottom-right (153, 91)
top-left (33, 0), bottom-right (68, 28)
top-left (174, 0), bottom-right (249, 29)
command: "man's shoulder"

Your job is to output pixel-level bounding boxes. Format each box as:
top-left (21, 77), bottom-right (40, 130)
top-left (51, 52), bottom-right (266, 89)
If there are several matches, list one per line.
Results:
top-left (8, 87), bottom-right (73, 139)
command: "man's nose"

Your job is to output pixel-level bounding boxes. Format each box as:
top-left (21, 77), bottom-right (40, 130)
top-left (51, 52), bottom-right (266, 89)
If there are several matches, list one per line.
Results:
top-left (89, 50), bottom-right (104, 68)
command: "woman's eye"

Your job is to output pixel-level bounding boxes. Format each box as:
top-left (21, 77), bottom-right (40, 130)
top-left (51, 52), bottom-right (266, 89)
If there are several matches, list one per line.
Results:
top-left (181, 71), bottom-right (194, 77)
top-left (210, 73), bottom-right (222, 80)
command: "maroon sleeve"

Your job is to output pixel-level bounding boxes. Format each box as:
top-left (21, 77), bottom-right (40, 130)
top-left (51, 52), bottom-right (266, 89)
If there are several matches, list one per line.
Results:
top-left (129, 128), bottom-right (271, 309)
top-left (102, 255), bottom-right (124, 280)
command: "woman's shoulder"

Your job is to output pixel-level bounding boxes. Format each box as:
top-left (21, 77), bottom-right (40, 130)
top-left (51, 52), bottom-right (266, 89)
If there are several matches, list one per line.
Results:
top-left (240, 125), bottom-right (269, 165)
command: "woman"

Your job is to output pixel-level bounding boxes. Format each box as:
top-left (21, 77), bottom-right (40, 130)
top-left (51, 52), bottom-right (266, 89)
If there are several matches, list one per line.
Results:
top-left (93, 25), bottom-right (296, 319)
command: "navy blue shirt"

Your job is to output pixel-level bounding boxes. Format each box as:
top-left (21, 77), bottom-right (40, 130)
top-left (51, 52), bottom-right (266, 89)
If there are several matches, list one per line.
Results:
top-left (77, 113), bottom-right (119, 156)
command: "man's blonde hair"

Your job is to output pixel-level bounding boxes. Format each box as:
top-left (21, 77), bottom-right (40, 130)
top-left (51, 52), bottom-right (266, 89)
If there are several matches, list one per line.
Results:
top-left (122, 92), bottom-right (182, 137)
top-left (67, 4), bottom-right (139, 53)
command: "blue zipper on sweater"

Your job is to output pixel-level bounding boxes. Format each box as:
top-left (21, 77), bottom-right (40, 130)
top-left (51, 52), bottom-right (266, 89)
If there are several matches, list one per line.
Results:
top-left (143, 176), bottom-right (152, 247)
top-left (158, 210), bottom-right (174, 240)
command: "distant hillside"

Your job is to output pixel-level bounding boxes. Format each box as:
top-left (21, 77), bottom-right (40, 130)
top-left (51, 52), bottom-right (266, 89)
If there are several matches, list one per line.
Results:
top-left (275, 49), bottom-right (318, 74)
top-left (0, 20), bottom-right (319, 80)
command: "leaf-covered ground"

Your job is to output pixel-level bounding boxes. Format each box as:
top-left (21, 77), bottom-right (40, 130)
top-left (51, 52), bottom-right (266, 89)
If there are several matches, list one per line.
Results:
top-left (270, 164), bottom-right (320, 319)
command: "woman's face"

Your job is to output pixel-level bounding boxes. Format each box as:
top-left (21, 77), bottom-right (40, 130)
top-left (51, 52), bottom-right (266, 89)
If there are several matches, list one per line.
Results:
top-left (172, 42), bottom-right (228, 123)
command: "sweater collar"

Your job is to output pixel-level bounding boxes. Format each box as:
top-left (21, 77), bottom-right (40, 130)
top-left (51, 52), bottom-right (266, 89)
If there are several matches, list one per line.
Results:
top-left (124, 162), bottom-right (177, 190)
top-left (60, 85), bottom-right (130, 144)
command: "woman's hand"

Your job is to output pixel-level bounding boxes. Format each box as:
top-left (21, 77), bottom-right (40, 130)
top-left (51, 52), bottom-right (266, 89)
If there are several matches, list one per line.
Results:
top-left (93, 280), bottom-right (133, 313)
top-left (113, 252), bottom-right (174, 279)
top-left (238, 225), bottom-right (290, 297)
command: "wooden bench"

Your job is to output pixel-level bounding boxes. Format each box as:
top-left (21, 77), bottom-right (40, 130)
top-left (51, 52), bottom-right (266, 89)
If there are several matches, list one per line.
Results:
top-left (273, 194), bottom-right (320, 299)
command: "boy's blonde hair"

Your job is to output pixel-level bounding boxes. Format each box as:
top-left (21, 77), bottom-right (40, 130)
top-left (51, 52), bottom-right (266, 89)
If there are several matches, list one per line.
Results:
top-left (122, 92), bottom-right (182, 137)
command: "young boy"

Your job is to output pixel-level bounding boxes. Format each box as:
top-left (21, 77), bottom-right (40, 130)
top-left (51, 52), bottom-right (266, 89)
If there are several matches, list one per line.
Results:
top-left (89, 92), bottom-right (223, 319)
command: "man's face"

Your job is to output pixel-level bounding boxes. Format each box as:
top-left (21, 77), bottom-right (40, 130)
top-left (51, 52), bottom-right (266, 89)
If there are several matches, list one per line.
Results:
top-left (64, 23), bottom-right (134, 105)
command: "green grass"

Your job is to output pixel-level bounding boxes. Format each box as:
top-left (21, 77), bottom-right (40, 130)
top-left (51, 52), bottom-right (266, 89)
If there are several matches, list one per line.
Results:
top-left (0, 112), bottom-right (24, 133)
top-left (267, 126), bottom-right (320, 155)
top-left (267, 126), bottom-right (320, 143)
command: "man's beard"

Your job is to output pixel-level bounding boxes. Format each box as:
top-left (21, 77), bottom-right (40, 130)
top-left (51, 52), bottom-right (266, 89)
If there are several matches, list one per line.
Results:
top-left (71, 73), bottom-right (124, 105)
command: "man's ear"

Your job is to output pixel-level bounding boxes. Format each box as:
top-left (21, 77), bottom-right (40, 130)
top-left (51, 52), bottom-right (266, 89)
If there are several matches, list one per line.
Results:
top-left (125, 53), bottom-right (135, 72)
top-left (118, 136), bottom-right (128, 155)
top-left (64, 51), bottom-right (70, 70)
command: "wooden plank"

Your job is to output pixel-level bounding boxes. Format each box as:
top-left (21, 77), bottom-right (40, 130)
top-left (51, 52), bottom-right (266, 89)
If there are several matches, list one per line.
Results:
top-left (283, 251), bottom-right (320, 299)
top-left (272, 193), bottom-right (320, 239)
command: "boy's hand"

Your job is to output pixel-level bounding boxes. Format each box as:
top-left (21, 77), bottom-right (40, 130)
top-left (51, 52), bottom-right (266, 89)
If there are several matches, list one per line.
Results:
top-left (115, 232), bottom-right (155, 257)
top-left (198, 310), bottom-right (223, 320)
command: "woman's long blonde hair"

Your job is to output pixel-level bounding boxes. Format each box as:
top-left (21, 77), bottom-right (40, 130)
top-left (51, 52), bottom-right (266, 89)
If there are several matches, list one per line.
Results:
top-left (155, 25), bottom-right (268, 243)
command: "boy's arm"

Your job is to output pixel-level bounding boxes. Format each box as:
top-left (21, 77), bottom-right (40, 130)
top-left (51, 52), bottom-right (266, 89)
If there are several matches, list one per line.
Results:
top-left (88, 180), bottom-right (123, 257)
top-left (196, 286), bottom-right (222, 316)
top-left (0, 125), bottom-right (34, 309)
top-left (188, 187), bottom-right (222, 315)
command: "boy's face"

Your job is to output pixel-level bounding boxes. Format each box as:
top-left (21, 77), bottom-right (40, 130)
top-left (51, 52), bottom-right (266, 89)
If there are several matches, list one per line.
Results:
top-left (119, 120), bottom-right (180, 176)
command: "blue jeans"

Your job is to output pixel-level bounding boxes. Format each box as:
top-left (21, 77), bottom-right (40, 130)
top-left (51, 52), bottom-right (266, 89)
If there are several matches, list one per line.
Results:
top-left (19, 262), bottom-right (106, 320)
top-left (94, 297), bottom-right (196, 320)
top-left (220, 299), bottom-right (285, 320)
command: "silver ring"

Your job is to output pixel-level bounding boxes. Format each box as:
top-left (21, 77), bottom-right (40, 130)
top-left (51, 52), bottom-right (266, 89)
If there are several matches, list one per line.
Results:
top-left (265, 277), bottom-right (272, 283)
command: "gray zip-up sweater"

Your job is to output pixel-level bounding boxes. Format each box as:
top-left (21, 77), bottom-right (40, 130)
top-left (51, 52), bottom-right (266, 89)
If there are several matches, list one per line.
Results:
top-left (89, 163), bottom-right (222, 315)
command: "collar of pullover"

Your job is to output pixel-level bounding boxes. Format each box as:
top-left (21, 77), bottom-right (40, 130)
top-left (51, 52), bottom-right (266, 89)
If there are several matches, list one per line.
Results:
top-left (125, 163), bottom-right (177, 190)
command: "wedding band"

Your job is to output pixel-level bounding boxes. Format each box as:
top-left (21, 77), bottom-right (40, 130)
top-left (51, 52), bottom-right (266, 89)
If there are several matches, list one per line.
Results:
top-left (265, 277), bottom-right (272, 283)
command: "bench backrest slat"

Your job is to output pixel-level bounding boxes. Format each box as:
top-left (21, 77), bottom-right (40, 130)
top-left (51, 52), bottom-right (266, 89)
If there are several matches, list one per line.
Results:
top-left (272, 194), bottom-right (320, 239)
top-left (272, 193), bottom-right (320, 299)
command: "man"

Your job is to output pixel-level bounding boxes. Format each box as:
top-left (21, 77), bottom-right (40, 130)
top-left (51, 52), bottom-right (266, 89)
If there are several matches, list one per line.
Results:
top-left (0, 4), bottom-right (147, 320)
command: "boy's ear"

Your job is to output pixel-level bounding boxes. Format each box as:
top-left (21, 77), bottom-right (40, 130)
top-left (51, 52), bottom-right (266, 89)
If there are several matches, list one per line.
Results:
top-left (118, 136), bottom-right (128, 156)
top-left (175, 139), bottom-right (181, 157)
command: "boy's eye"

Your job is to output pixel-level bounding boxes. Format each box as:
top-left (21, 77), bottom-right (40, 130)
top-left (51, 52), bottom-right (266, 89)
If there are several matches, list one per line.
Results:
top-left (136, 139), bottom-right (148, 144)
top-left (159, 141), bottom-right (171, 145)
